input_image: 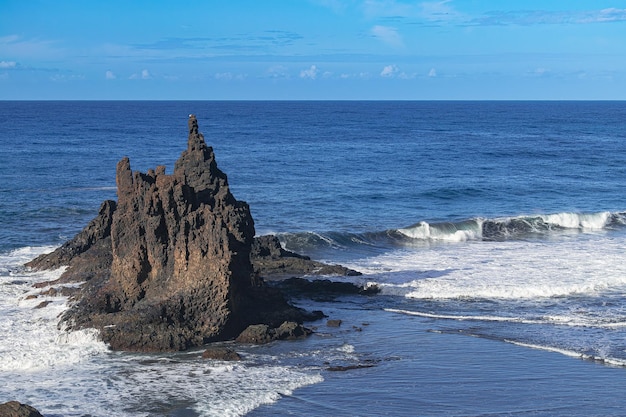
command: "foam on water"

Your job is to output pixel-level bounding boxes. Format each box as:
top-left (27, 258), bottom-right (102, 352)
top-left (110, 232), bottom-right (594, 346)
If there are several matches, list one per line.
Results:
top-left (385, 308), bottom-right (547, 325)
top-left (504, 340), bottom-right (626, 367)
top-left (355, 235), bottom-right (626, 300)
top-left (398, 220), bottom-right (482, 242)
top-left (0, 247), bottom-right (325, 416)
top-left (0, 247), bottom-right (107, 373)
top-left (539, 211), bottom-right (611, 230)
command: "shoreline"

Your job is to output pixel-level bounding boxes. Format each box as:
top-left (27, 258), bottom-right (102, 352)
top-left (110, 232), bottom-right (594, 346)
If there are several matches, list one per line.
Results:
top-left (249, 301), bottom-right (626, 417)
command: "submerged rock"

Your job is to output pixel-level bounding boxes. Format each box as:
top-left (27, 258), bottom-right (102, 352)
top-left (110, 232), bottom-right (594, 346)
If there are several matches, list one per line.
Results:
top-left (26, 115), bottom-right (316, 351)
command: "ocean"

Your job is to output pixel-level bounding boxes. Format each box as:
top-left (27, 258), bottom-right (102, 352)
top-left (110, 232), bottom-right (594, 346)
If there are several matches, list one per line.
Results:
top-left (1, 101), bottom-right (626, 416)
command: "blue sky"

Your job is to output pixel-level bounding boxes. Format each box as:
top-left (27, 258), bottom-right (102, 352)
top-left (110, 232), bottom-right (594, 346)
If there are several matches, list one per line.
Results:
top-left (1, 0), bottom-right (626, 100)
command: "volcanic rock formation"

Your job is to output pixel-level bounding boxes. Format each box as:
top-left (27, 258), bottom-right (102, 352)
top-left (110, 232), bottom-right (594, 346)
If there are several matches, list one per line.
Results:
top-left (27, 115), bottom-right (325, 351)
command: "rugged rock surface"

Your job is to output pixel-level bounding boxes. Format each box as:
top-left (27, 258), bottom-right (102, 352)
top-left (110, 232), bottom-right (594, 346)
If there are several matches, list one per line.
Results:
top-left (251, 235), bottom-right (361, 277)
top-left (0, 401), bottom-right (44, 417)
top-left (26, 200), bottom-right (116, 271)
top-left (26, 115), bottom-right (319, 351)
top-left (270, 277), bottom-right (379, 301)
top-left (235, 321), bottom-right (312, 344)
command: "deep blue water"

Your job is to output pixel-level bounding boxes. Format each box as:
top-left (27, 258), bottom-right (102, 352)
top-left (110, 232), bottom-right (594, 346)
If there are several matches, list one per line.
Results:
top-left (3, 101), bottom-right (626, 251)
top-left (2, 101), bottom-right (626, 416)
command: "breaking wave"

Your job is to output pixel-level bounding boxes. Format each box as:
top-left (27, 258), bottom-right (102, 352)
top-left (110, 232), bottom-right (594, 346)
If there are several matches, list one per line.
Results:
top-left (279, 210), bottom-right (626, 253)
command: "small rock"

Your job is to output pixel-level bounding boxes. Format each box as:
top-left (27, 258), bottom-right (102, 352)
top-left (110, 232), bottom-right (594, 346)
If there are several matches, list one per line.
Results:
top-left (236, 324), bottom-right (273, 344)
top-left (34, 301), bottom-right (52, 309)
top-left (0, 401), bottom-right (44, 417)
top-left (275, 321), bottom-right (312, 340)
top-left (236, 321), bottom-right (312, 344)
top-left (327, 319), bottom-right (342, 327)
top-left (326, 364), bottom-right (375, 372)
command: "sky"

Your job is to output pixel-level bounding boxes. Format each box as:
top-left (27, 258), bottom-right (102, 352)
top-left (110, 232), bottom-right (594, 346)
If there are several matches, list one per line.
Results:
top-left (1, 0), bottom-right (626, 100)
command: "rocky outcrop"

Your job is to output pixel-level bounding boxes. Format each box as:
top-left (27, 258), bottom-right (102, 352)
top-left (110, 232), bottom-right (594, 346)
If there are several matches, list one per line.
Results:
top-left (251, 235), bottom-right (361, 277)
top-left (27, 115), bottom-right (316, 351)
top-left (270, 277), bottom-right (379, 301)
top-left (26, 200), bottom-right (116, 271)
top-left (0, 402), bottom-right (44, 417)
top-left (235, 321), bottom-right (312, 344)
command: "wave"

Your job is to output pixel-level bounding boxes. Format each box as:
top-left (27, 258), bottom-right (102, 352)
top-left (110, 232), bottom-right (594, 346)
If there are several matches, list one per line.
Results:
top-left (387, 309), bottom-right (626, 367)
top-left (385, 308), bottom-right (547, 325)
top-left (278, 210), bottom-right (626, 252)
top-left (399, 210), bottom-right (626, 242)
top-left (504, 340), bottom-right (626, 368)
top-left (385, 308), bottom-right (626, 330)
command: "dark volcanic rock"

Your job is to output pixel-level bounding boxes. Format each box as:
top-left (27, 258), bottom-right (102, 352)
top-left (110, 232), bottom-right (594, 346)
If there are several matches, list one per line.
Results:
top-left (251, 235), bottom-right (361, 277)
top-left (27, 200), bottom-right (116, 271)
top-left (235, 321), bottom-right (312, 344)
top-left (271, 277), bottom-right (380, 300)
top-left (0, 401), bottom-right (44, 417)
top-left (326, 363), bottom-right (376, 372)
top-left (27, 115), bottom-right (315, 352)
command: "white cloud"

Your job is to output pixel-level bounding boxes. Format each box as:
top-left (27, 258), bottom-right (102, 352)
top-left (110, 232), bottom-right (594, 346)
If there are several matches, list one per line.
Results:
top-left (300, 65), bottom-right (319, 79)
top-left (532, 67), bottom-right (550, 77)
top-left (130, 69), bottom-right (152, 80)
top-left (428, 68), bottom-right (437, 77)
top-left (472, 7), bottom-right (626, 26)
top-left (371, 25), bottom-right (404, 48)
top-left (380, 64), bottom-right (399, 77)
top-left (598, 7), bottom-right (626, 21)
top-left (105, 70), bottom-right (116, 80)
top-left (266, 65), bottom-right (289, 79)
top-left (0, 61), bottom-right (16, 69)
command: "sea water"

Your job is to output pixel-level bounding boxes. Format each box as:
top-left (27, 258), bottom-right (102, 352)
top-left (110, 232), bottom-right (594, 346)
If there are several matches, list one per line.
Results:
top-left (2, 101), bottom-right (626, 416)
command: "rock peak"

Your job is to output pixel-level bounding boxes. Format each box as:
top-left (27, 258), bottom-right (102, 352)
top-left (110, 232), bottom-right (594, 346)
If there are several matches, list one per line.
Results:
top-left (72, 116), bottom-right (257, 350)
top-left (25, 115), bottom-right (337, 352)
top-left (188, 113), bottom-right (198, 133)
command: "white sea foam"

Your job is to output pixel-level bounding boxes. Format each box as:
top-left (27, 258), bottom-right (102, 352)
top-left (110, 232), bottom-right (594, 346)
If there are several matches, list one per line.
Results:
top-left (398, 220), bottom-right (482, 242)
top-left (0, 247), bottom-right (325, 416)
top-left (539, 211), bottom-right (611, 230)
top-left (0, 247), bottom-right (108, 373)
top-left (355, 235), bottom-right (626, 300)
top-left (385, 308), bottom-right (546, 325)
top-left (396, 211), bottom-right (615, 243)
top-left (337, 343), bottom-right (356, 354)
top-left (504, 340), bottom-right (626, 367)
